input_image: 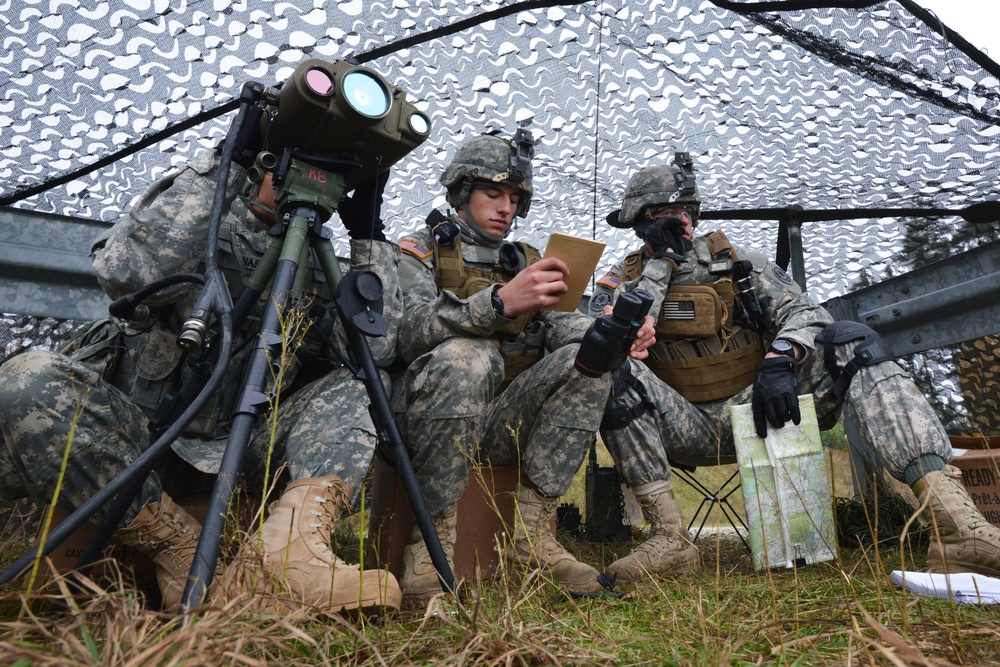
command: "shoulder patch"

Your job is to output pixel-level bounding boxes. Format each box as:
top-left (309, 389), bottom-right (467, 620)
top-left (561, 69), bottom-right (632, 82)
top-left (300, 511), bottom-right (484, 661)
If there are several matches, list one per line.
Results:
top-left (596, 274), bottom-right (623, 290)
top-left (772, 265), bottom-right (794, 284)
top-left (400, 239), bottom-right (432, 259)
top-left (590, 291), bottom-right (613, 312)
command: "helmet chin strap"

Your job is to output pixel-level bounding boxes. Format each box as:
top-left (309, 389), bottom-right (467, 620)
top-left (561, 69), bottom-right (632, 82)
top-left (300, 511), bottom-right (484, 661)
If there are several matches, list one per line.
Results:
top-left (459, 202), bottom-right (507, 246)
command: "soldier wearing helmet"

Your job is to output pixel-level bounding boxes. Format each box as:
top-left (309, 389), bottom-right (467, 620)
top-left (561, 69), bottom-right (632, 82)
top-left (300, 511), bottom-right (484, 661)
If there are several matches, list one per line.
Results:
top-left (439, 131), bottom-right (534, 242)
top-left (591, 152), bottom-right (1000, 585)
top-left (392, 131), bottom-right (654, 609)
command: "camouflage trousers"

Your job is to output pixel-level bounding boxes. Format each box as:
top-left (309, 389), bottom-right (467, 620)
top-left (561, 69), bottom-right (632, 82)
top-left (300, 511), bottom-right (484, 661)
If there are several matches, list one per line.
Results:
top-left (0, 349), bottom-right (383, 526)
top-left (602, 336), bottom-right (952, 487)
top-left (395, 340), bottom-right (612, 515)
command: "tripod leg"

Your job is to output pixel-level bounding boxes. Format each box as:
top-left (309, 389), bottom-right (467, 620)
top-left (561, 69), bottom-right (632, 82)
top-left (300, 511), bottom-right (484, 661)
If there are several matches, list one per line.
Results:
top-left (180, 219), bottom-right (307, 612)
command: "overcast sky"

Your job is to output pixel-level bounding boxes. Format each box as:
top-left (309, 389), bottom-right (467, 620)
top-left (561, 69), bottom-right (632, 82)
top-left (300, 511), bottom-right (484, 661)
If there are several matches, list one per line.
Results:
top-left (914, 0), bottom-right (1000, 60)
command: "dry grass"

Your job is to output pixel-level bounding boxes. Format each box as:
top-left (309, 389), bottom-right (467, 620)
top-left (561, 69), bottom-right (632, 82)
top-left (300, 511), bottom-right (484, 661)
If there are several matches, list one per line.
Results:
top-left (2, 443), bottom-right (999, 666)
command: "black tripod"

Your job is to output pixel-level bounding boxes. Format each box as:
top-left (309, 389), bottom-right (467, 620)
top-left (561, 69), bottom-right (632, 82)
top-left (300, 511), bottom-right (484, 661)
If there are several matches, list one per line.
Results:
top-left (0, 83), bottom-right (455, 613)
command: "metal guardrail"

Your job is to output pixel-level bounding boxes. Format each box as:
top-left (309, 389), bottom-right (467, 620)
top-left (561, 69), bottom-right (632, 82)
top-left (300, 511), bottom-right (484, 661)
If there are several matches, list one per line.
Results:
top-left (4, 206), bottom-right (999, 352)
top-left (0, 206), bottom-right (112, 321)
top-left (823, 238), bottom-right (1000, 357)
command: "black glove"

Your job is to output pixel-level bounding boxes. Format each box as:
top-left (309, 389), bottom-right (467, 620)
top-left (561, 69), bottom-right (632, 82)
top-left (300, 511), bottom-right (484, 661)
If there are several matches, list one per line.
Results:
top-left (339, 169), bottom-right (390, 241)
top-left (751, 356), bottom-right (800, 438)
top-left (636, 216), bottom-right (692, 264)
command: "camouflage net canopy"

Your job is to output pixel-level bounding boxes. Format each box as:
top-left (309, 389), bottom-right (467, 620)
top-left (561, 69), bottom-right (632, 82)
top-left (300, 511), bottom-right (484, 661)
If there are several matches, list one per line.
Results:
top-left (2, 0), bottom-right (999, 303)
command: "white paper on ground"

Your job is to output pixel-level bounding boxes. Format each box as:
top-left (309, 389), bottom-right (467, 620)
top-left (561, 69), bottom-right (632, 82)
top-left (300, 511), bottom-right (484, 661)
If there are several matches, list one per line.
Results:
top-left (890, 570), bottom-right (1000, 604)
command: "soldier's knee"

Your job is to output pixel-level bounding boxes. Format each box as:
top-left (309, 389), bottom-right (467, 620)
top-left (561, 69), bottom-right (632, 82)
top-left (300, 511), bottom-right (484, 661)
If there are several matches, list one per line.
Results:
top-left (0, 350), bottom-right (67, 403)
top-left (816, 321), bottom-right (895, 400)
top-left (421, 338), bottom-right (503, 388)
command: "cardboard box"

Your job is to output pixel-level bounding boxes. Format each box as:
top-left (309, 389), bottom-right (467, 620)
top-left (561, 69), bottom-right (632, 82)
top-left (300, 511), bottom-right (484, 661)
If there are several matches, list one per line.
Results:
top-left (367, 459), bottom-right (548, 581)
top-left (949, 435), bottom-right (1000, 527)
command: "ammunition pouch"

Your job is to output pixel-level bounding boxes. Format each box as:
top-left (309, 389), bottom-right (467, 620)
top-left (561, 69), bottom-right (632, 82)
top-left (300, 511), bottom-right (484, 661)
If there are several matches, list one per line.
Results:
top-left (816, 321), bottom-right (895, 400)
top-left (495, 318), bottom-right (546, 390)
top-left (645, 326), bottom-right (764, 403)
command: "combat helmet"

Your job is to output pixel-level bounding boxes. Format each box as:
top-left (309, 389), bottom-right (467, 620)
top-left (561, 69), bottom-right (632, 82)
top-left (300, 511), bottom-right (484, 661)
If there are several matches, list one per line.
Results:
top-left (440, 130), bottom-right (534, 221)
top-left (607, 152), bottom-right (701, 229)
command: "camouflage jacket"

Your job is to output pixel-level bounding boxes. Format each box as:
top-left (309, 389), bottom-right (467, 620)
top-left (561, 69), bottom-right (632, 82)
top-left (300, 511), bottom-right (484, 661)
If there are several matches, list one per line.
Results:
top-left (396, 213), bottom-right (592, 365)
top-left (589, 235), bottom-right (833, 356)
top-left (85, 149), bottom-right (402, 439)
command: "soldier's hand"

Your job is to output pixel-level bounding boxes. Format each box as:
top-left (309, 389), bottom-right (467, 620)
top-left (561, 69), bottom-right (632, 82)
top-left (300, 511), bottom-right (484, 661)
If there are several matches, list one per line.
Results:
top-left (637, 216), bottom-right (692, 263)
top-left (339, 169), bottom-right (390, 241)
top-left (628, 314), bottom-right (656, 360)
top-left (496, 257), bottom-right (568, 317)
top-left (751, 356), bottom-right (800, 438)
top-left (606, 308), bottom-right (655, 360)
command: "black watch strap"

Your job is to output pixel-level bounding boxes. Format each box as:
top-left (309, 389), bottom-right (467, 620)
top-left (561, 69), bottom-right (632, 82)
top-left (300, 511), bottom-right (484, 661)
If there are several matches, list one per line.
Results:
top-left (490, 286), bottom-right (506, 318)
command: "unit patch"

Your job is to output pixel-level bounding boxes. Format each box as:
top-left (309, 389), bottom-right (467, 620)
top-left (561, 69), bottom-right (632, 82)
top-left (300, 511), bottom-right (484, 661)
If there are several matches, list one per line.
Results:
top-left (590, 291), bottom-right (613, 312)
top-left (772, 266), bottom-right (793, 284)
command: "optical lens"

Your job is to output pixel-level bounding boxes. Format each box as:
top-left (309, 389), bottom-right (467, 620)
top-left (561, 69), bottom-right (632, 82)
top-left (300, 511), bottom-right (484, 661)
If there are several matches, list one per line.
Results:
top-left (408, 112), bottom-right (430, 135)
top-left (304, 67), bottom-right (335, 96)
top-left (342, 70), bottom-right (391, 118)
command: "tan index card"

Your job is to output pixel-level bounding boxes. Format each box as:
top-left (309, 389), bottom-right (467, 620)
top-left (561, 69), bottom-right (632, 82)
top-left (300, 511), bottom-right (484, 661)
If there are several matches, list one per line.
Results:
top-left (542, 232), bottom-right (606, 312)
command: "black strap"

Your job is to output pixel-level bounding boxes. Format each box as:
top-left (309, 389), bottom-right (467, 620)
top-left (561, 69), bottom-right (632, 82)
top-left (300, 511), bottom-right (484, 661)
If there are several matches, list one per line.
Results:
top-left (600, 363), bottom-right (657, 431)
top-left (818, 321), bottom-right (895, 400)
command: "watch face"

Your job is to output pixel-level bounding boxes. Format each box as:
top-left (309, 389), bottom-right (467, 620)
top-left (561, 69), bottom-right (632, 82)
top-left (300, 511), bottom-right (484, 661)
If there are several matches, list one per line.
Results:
top-left (771, 339), bottom-right (794, 356)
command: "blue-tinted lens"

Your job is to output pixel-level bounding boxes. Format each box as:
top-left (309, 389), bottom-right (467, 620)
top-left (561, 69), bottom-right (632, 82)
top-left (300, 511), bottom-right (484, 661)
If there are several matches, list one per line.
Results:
top-left (342, 70), bottom-right (390, 118)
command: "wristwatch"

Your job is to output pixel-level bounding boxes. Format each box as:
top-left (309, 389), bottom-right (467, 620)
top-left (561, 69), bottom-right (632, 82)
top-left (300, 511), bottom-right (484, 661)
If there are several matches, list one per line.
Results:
top-left (490, 285), bottom-right (506, 318)
top-left (770, 339), bottom-right (796, 359)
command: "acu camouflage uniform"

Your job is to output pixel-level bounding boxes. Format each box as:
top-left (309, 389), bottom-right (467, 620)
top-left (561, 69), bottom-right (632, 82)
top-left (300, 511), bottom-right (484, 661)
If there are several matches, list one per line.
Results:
top-left (0, 150), bottom-right (403, 524)
top-left (591, 238), bottom-right (952, 488)
top-left (394, 214), bottom-right (612, 515)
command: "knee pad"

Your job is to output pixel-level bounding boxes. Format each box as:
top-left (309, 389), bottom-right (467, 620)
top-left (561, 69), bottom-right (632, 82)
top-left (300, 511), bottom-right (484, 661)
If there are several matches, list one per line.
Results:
top-left (816, 321), bottom-right (895, 400)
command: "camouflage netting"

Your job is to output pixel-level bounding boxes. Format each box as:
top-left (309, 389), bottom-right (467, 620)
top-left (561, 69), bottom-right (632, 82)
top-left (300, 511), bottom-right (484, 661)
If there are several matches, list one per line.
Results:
top-left (3, 0), bottom-right (999, 297)
top-left (2, 1), bottom-right (998, 413)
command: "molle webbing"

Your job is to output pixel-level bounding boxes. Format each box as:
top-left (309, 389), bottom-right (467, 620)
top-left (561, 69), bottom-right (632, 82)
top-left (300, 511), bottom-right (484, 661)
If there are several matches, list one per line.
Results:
top-left (433, 236), bottom-right (468, 293)
top-left (646, 329), bottom-right (763, 403)
top-left (625, 231), bottom-right (764, 402)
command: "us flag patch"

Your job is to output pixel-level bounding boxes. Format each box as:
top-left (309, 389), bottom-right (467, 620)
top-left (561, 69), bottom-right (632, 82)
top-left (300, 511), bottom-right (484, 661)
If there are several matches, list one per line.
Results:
top-left (400, 239), bottom-right (431, 259)
top-left (662, 300), bottom-right (696, 320)
top-left (596, 274), bottom-right (622, 289)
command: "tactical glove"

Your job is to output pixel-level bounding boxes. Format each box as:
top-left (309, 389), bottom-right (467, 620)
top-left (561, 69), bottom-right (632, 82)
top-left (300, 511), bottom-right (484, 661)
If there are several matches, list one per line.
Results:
top-left (636, 216), bottom-right (692, 264)
top-left (751, 356), bottom-right (800, 438)
top-left (339, 169), bottom-right (390, 241)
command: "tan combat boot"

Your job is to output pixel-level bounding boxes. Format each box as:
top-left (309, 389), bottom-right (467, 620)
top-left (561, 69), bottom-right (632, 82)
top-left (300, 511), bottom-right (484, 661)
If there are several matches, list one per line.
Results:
top-left (913, 465), bottom-right (1000, 576)
top-left (399, 505), bottom-right (457, 610)
top-left (114, 492), bottom-right (201, 612)
top-left (606, 480), bottom-right (700, 582)
top-left (507, 483), bottom-right (605, 594)
top-left (256, 475), bottom-right (402, 614)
